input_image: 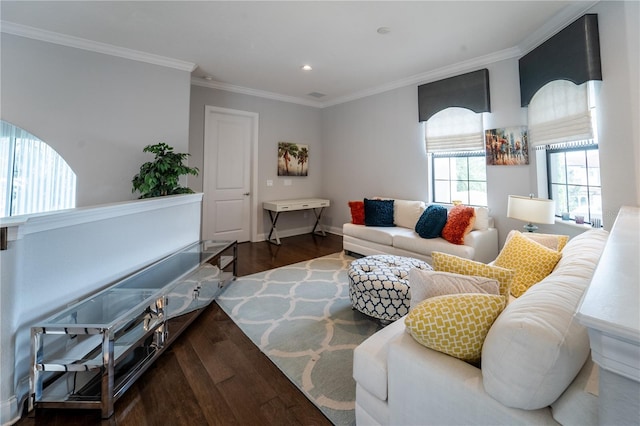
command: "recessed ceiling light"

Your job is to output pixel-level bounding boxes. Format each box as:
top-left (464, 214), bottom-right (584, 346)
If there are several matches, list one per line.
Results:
top-left (377, 27), bottom-right (391, 35)
top-left (301, 65), bottom-right (313, 71)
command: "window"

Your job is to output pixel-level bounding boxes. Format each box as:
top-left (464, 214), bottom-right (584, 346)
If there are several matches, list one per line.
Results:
top-left (1, 121), bottom-right (76, 217)
top-left (529, 80), bottom-right (602, 225)
top-left (546, 143), bottom-right (601, 223)
top-left (426, 108), bottom-right (487, 206)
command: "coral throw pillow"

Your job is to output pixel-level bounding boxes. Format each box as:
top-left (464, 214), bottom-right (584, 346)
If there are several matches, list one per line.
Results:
top-left (441, 205), bottom-right (476, 245)
top-left (348, 200), bottom-right (365, 225)
top-left (405, 293), bottom-right (505, 363)
top-left (494, 232), bottom-right (562, 298)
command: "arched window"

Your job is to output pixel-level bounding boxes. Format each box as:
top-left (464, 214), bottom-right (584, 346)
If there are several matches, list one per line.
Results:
top-left (1, 121), bottom-right (76, 217)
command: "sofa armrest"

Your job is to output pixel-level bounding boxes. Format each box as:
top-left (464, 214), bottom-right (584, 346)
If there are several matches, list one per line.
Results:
top-left (353, 318), bottom-right (406, 401)
top-left (465, 227), bottom-right (499, 263)
top-left (387, 331), bottom-right (557, 425)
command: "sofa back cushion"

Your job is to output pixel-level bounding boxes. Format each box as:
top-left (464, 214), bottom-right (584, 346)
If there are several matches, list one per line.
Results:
top-left (481, 229), bottom-right (608, 410)
top-left (394, 199), bottom-right (426, 229)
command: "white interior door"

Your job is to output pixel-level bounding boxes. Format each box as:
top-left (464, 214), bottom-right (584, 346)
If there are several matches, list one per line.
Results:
top-left (203, 108), bottom-right (253, 242)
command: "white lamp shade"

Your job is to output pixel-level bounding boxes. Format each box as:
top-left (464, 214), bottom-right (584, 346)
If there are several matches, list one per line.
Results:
top-left (507, 195), bottom-right (555, 224)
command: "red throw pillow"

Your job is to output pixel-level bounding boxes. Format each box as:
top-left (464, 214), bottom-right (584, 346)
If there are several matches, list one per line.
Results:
top-left (348, 200), bottom-right (365, 225)
top-left (441, 205), bottom-right (476, 245)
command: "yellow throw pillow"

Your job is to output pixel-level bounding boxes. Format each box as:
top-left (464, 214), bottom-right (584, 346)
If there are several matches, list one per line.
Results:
top-left (431, 252), bottom-right (514, 304)
top-left (494, 232), bottom-right (562, 298)
top-left (405, 294), bottom-right (505, 363)
top-left (505, 230), bottom-right (570, 251)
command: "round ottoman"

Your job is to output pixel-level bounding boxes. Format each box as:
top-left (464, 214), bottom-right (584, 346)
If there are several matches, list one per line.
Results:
top-left (348, 255), bottom-right (432, 322)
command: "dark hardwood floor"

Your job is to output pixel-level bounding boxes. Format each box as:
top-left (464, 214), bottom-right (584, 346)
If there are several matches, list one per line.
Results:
top-left (19, 233), bottom-right (344, 426)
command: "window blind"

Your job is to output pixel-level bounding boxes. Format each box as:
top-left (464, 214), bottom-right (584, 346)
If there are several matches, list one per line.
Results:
top-left (528, 80), bottom-right (594, 146)
top-left (425, 107), bottom-right (484, 153)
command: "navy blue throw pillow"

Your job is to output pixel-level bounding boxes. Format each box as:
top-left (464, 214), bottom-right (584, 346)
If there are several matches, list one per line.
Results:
top-left (364, 198), bottom-right (395, 227)
top-left (415, 204), bottom-right (448, 238)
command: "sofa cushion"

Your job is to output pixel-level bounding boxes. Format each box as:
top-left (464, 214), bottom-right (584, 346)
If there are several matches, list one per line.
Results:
top-left (473, 207), bottom-right (490, 230)
top-left (441, 205), bottom-right (476, 245)
top-left (365, 198), bottom-right (395, 227)
top-left (405, 294), bottom-right (505, 363)
top-left (505, 230), bottom-right (569, 251)
top-left (415, 204), bottom-right (448, 238)
top-left (432, 252), bottom-right (514, 304)
top-left (348, 200), bottom-right (365, 225)
top-left (343, 223), bottom-right (412, 246)
top-left (482, 229), bottom-right (608, 410)
top-left (393, 235), bottom-right (475, 259)
top-left (409, 269), bottom-right (499, 310)
top-left (394, 199), bottom-right (426, 229)
top-left (494, 232), bottom-right (562, 298)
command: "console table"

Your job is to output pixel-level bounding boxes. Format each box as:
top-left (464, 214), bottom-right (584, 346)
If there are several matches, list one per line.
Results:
top-left (29, 240), bottom-right (236, 418)
top-left (263, 198), bottom-right (330, 245)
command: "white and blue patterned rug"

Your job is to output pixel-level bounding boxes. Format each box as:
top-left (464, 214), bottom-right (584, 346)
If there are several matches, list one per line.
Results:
top-left (216, 252), bottom-right (381, 425)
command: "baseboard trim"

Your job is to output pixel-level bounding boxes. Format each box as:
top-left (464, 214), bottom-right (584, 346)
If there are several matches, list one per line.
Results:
top-left (1, 395), bottom-right (20, 426)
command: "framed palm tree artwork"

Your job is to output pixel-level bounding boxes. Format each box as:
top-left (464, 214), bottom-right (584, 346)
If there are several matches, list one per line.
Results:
top-left (278, 142), bottom-right (309, 176)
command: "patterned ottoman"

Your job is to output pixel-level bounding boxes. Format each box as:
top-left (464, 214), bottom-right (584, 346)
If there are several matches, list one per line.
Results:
top-left (348, 255), bottom-right (432, 322)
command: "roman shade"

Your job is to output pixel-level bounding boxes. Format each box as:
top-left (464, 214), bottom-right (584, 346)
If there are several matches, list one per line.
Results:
top-left (418, 69), bottom-right (491, 122)
top-left (519, 14), bottom-right (602, 107)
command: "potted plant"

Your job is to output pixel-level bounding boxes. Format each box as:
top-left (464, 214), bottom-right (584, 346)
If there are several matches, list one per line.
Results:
top-left (132, 142), bottom-right (199, 198)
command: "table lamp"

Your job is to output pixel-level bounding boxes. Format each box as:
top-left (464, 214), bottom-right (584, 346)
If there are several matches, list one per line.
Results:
top-left (507, 194), bottom-right (555, 232)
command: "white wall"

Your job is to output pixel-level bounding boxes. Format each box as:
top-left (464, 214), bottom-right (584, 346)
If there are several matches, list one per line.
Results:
top-left (321, 1), bottom-right (639, 245)
top-left (1, 34), bottom-right (192, 207)
top-left (189, 85), bottom-right (324, 238)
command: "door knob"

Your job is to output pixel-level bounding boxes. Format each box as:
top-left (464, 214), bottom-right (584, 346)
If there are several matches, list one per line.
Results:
top-left (243, 192), bottom-right (250, 196)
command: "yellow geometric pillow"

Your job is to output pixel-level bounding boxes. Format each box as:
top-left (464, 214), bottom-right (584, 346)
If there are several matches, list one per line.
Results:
top-left (431, 252), bottom-right (515, 304)
top-left (405, 294), bottom-right (505, 363)
top-left (494, 231), bottom-right (562, 298)
top-left (505, 230), bottom-right (570, 251)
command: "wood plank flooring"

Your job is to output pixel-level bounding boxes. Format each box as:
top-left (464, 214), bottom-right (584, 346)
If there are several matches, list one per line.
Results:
top-left (18, 233), bottom-right (344, 426)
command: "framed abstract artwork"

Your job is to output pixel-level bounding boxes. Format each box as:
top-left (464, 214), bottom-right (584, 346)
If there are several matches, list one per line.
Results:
top-left (485, 126), bottom-right (529, 165)
top-left (278, 142), bottom-right (309, 176)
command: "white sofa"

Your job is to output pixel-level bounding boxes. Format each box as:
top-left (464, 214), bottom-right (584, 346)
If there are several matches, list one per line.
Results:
top-left (343, 199), bottom-right (499, 264)
top-left (353, 229), bottom-right (608, 425)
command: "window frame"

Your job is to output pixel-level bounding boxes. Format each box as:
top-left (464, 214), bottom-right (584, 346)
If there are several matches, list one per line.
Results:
top-left (545, 142), bottom-right (601, 224)
top-left (430, 150), bottom-right (487, 207)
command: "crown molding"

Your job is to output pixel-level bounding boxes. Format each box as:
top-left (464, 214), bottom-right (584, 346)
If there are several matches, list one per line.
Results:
top-left (517, 1), bottom-right (599, 56)
top-left (1, 21), bottom-right (197, 72)
top-left (191, 78), bottom-right (324, 108)
top-left (322, 46), bottom-right (522, 108)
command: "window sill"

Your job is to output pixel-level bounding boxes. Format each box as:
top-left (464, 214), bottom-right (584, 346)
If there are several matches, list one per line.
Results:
top-left (555, 218), bottom-right (598, 230)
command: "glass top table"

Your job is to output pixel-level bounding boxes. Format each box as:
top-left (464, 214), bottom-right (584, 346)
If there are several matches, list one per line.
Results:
top-left (30, 239), bottom-right (237, 418)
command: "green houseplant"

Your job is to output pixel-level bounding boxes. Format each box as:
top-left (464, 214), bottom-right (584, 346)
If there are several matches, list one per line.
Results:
top-left (132, 142), bottom-right (199, 198)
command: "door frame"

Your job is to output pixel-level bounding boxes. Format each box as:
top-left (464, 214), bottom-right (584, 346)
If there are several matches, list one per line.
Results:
top-left (203, 105), bottom-right (259, 242)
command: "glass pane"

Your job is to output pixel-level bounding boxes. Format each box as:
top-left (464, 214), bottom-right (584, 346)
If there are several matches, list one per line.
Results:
top-left (587, 149), bottom-right (601, 186)
top-left (468, 156), bottom-right (486, 181)
top-left (566, 150), bottom-right (588, 185)
top-left (548, 152), bottom-right (566, 184)
top-left (433, 180), bottom-right (450, 203)
top-left (551, 184), bottom-right (568, 216)
top-left (452, 157), bottom-right (469, 180)
top-left (568, 185), bottom-right (589, 220)
top-left (589, 186), bottom-right (602, 222)
top-left (433, 157), bottom-right (450, 180)
top-left (469, 182), bottom-right (487, 206)
top-left (452, 181), bottom-right (469, 204)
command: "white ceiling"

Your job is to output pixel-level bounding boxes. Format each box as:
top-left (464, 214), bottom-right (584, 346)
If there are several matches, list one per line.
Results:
top-left (1, 1), bottom-right (597, 107)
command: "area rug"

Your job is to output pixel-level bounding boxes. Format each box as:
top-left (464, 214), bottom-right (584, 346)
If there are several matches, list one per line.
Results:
top-left (216, 252), bottom-right (381, 425)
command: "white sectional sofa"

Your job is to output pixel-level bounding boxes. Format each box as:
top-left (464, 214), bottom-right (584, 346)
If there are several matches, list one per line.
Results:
top-left (353, 229), bottom-right (608, 425)
top-left (343, 199), bottom-right (499, 264)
